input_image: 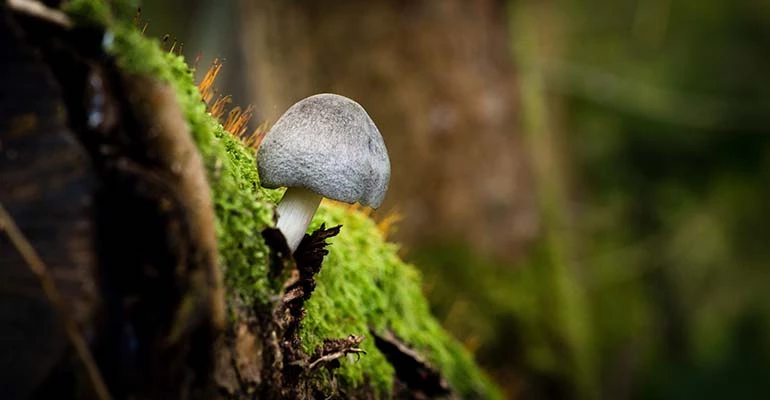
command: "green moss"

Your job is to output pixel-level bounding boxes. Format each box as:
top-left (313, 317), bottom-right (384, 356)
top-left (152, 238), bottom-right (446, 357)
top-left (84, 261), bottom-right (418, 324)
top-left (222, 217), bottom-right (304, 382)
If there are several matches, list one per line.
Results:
top-left (61, 2), bottom-right (499, 397)
top-left (65, 2), bottom-right (282, 305)
top-left (63, 0), bottom-right (111, 24)
top-left (65, 0), bottom-right (138, 25)
top-left (303, 207), bottom-right (501, 398)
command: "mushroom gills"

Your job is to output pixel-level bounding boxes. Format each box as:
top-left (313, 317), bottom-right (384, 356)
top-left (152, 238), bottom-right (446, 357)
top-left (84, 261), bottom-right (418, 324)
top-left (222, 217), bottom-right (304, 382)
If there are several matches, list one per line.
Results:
top-left (275, 186), bottom-right (324, 252)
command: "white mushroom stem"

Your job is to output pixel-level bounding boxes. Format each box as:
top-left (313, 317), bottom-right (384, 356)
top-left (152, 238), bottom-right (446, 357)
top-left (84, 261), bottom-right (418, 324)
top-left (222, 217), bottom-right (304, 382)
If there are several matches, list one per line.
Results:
top-left (275, 187), bottom-right (323, 252)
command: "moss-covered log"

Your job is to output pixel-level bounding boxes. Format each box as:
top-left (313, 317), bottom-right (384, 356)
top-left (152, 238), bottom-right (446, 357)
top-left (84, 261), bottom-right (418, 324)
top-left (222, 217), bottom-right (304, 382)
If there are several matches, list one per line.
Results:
top-left (0, 1), bottom-right (499, 398)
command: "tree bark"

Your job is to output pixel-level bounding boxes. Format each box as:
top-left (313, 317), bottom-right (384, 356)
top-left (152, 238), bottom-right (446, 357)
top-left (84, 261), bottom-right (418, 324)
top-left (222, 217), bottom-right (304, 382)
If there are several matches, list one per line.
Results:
top-left (0, 4), bottom-right (222, 398)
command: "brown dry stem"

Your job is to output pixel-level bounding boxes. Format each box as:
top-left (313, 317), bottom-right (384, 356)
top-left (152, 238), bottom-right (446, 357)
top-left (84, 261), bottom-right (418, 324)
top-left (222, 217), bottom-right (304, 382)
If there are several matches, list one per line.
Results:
top-left (307, 335), bottom-right (366, 372)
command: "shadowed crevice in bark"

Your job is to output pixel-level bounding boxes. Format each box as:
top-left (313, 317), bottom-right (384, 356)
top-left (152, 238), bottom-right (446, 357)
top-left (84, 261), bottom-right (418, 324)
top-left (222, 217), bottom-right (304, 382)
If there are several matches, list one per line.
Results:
top-left (281, 224), bottom-right (342, 336)
top-left (372, 330), bottom-right (456, 400)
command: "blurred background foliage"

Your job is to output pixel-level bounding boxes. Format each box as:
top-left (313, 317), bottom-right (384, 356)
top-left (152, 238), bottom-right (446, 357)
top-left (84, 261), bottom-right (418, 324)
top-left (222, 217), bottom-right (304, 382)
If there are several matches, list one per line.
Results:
top-left (143, 0), bottom-right (770, 398)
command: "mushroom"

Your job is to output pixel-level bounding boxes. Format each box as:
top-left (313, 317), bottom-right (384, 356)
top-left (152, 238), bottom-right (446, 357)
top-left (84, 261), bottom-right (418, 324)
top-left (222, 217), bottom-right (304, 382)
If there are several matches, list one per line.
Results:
top-left (256, 93), bottom-right (391, 252)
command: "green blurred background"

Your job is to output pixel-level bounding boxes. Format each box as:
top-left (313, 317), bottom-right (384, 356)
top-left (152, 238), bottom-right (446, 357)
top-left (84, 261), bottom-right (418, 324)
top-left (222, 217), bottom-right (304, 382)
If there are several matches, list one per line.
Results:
top-left (143, 0), bottom-right (770, 398)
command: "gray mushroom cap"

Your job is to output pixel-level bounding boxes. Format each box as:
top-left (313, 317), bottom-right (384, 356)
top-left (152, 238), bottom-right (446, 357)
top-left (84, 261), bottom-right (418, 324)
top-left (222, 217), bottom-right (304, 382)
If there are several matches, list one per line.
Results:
top-left (257, 93), bottom-right (391, 207)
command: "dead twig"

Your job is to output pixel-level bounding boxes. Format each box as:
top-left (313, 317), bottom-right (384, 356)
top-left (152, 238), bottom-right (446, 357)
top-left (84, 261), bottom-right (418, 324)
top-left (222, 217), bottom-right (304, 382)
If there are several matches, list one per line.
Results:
top-left (308, 348), bottom-right (367, 371)
top-left (0, 202), bottom-right (111, 400)
top-left (307, 335), bottom-right (367, 372)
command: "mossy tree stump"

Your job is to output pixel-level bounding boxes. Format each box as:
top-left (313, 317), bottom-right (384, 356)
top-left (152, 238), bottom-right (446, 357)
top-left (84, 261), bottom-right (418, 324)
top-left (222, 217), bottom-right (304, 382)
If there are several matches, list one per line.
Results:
top-left (0, 2), bottom-right (499, 399)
